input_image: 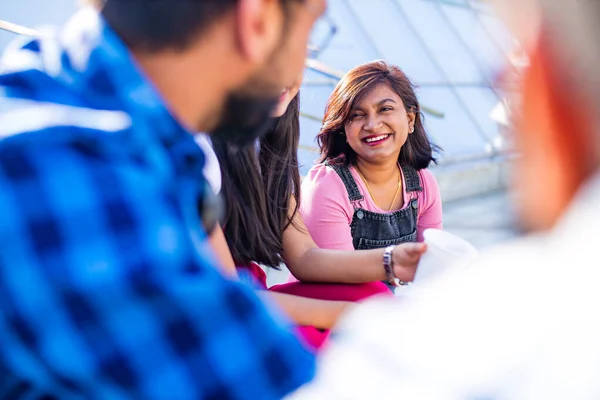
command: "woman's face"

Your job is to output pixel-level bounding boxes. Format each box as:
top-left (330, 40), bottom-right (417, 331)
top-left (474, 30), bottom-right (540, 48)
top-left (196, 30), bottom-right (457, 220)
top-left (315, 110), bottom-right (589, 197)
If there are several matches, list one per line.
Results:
top-left (271, 74), bottom-right (303, 118)
top-left (344, 83), bottom-right (415, 165)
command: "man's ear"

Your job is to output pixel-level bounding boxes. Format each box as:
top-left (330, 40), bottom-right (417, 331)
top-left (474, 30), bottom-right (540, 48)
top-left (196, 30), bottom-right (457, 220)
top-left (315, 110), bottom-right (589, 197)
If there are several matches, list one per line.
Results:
top-left (235, 0), bottom-right (284, 64)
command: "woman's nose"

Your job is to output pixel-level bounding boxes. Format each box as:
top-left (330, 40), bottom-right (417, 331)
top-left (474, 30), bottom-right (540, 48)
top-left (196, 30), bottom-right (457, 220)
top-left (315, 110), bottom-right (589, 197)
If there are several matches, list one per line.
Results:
top-left (363, 115), bottom-right (383, 131)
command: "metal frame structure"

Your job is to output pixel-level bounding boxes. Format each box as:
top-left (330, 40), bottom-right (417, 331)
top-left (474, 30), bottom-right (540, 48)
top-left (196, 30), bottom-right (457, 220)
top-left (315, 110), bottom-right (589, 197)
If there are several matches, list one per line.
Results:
top-left (299, 0), bottom-right (515, 170)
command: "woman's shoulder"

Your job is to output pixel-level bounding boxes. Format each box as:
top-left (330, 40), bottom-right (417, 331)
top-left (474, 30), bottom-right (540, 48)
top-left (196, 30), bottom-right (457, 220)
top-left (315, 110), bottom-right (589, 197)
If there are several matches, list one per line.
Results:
top-left (303, 162), bottom-right (345, 187)
top-left (416, 167), bottom-right (441, 204)
top-left (402, 165), bottom-right (438, 192)
top-left (417, 167), bottom-right (438, 187)
top-left (301, 162), bottom-right (351, 206)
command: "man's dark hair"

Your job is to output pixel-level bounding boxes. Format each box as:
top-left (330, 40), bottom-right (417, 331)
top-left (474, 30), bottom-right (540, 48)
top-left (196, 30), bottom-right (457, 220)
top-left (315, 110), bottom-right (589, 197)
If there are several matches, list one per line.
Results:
top-left (101, 0), bottom-right (300, 52)
top-left (101, 0), bottom-right (237, 51)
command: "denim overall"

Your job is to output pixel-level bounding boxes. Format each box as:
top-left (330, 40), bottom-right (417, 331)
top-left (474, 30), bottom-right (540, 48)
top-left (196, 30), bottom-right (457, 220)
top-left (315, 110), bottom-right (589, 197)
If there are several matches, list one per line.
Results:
top-left (327, 162), bottom-right (422, 289)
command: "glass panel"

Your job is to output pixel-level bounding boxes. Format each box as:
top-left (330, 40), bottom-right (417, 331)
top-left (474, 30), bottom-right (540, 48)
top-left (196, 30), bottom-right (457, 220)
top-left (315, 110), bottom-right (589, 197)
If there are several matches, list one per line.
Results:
top-left (309, 1), bottom-right (380, 73)
top-left (0, 32), bottom-right (18, 52)
top-left (417, 87), bottom-right (490, 157)
top-left (0, 0), bottom-right (74, 28)
top-left (346, 0), bottom-right (444, 85)
top-left (478, 14), bottom-right (516, 59)
top-left (298, 117), bottom-right (322, 175)
top-left (396, 0), bottom-right (483, 84)
top-left (423, 0), bottom-right (469, 6)
top-left (467, 0), bottom-right (495, 14)
top-left (441, 5), bottom-right (508, 81)
top-left (0, 0), bottom-right (75, 51)
top-left (299, 80), bottom-right (335, 123)
top-left (454, 87), bottom-right (502, 147)
top-left (439, 0), bottom-right (469, 5)
top-left (301, 68), bottom-right (338, 88)
top-left (309, 14), bottom-right (336, 55)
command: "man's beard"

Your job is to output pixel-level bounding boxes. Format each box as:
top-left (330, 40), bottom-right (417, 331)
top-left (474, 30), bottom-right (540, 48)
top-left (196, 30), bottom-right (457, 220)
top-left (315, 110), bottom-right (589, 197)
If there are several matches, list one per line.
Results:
top-left (210, 90), bottom-right (279, 147)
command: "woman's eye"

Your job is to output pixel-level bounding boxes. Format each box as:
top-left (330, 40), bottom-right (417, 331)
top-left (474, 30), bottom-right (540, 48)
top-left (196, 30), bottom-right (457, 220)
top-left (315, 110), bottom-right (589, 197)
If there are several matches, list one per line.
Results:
top-left (381, 106), bottom-right (393, 112)
top-left (350, 113), bottom-right (365, 120)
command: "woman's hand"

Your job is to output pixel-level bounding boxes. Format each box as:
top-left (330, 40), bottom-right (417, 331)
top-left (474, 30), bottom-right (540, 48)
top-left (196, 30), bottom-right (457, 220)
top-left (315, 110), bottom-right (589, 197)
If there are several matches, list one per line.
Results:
top-left (392, 243), bottom-right (427, 283)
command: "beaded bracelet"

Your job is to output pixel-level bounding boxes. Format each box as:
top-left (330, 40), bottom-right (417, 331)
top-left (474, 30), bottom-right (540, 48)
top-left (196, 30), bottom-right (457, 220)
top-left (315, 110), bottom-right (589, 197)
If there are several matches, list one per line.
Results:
top-left (383, 245), bottom-right (399, 286)
top-left (383, 245), bottom-right (411, 286)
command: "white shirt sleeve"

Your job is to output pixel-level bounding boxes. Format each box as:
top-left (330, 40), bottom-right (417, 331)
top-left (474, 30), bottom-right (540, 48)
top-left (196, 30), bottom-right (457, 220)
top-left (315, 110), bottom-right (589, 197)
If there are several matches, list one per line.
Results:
top-left (288, 233), bottom-right (600, 400)
top-left (195, 133), bottom-right (221, 195)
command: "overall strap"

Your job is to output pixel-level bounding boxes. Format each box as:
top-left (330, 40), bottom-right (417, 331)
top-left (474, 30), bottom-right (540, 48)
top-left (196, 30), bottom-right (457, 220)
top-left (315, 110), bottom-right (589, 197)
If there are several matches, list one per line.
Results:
top-left (325, 161), bottom-right (364, 203)
top-left (401, 165), bottom-right (423, 193)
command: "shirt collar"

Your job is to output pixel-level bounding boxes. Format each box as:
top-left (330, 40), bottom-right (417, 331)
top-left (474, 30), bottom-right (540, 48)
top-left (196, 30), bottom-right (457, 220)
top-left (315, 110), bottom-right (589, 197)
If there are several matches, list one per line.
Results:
top-left (52, 7), bottom-right (205, 179)
top-left (0, 7), bottom-right (210, 182)
top-left (56, 7), bottom-right (190, 143)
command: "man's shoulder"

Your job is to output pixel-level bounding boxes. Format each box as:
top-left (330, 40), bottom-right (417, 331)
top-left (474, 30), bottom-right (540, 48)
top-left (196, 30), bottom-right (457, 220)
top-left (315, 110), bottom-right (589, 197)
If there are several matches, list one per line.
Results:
top-left (0, 98), bottom-right (137, 190)
top-left (0, 99), bottom-right (146, 223)
top-left (0, 97), bottom-right (132, 148)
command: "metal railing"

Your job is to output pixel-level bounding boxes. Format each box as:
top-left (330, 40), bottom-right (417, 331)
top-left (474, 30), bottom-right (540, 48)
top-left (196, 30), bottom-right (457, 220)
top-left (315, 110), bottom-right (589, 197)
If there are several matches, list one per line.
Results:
top-left (1, 16), bottom-right (511, 167)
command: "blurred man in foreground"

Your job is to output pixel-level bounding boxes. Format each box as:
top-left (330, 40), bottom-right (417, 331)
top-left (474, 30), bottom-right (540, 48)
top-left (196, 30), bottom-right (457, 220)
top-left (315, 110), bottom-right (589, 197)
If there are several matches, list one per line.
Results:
top-left (290, 1), bottom-right (600, 398)
top-left (0, 0), bottom-right (325, 398)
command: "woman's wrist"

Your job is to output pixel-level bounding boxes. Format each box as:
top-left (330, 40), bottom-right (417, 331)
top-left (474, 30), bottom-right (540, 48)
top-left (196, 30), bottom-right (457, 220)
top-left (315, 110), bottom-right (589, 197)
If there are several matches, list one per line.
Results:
top-left (383, 245), bottom-right (400, 286)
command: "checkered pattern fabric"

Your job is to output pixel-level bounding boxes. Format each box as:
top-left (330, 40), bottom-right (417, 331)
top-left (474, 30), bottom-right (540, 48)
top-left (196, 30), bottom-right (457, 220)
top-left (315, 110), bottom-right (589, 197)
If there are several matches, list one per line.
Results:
top-left (0, 7), bottom-right (314, 399)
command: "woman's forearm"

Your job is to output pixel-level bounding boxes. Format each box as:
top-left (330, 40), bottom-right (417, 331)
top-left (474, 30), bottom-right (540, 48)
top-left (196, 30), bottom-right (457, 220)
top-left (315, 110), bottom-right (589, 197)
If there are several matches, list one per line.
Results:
top-left (260, 291), bottom-right (352, 329)
top-left (287, 247), bottom-right (387, 283)
top-left (282, 203), bottom-right (388, 284)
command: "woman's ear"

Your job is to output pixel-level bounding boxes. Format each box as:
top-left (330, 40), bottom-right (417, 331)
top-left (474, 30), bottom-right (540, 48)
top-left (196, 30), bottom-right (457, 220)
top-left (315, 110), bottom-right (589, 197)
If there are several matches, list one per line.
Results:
top-left (407, 110), bottom-right (416, 133)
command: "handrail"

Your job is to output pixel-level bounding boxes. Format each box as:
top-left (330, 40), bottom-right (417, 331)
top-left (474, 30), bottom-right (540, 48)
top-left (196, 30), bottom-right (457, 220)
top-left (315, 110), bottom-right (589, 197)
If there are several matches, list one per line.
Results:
top-left (0, 20), bottom-right (39, 37)
top-left (1, 19), bottom-right (446, 119)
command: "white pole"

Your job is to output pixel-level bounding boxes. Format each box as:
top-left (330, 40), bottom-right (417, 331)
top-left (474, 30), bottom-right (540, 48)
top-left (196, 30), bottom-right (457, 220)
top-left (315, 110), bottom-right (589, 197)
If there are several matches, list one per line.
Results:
top-left (0, 20), bottom-right (39, 37)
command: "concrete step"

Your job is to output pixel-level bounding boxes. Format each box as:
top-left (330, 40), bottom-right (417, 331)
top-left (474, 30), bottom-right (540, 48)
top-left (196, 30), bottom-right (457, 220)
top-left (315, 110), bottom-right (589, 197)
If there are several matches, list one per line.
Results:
top-left (431, 156), bottom-right (514, 202)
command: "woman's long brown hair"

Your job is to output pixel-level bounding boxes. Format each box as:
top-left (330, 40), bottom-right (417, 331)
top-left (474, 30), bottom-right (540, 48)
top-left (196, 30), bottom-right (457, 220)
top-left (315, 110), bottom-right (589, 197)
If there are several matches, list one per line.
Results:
top-left (212, 95), bottom-right (301, 268)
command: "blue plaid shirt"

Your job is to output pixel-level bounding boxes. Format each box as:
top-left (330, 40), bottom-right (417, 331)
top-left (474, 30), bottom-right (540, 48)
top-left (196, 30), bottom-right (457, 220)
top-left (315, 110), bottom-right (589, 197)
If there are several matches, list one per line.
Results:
top-left (0, 8), bottom-right (314, 399)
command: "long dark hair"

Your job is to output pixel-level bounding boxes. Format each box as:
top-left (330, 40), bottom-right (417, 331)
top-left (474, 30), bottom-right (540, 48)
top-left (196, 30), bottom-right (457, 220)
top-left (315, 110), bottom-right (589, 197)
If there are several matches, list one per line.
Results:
top-left (212, 95), bottom-right (301, 268)
top-left (318, 60), bottom-right (439, 169)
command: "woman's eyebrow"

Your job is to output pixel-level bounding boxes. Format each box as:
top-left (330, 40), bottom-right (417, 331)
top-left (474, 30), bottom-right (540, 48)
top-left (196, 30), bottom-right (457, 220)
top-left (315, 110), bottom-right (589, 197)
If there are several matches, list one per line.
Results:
top-left (375, 98), bottom-right (397, 107)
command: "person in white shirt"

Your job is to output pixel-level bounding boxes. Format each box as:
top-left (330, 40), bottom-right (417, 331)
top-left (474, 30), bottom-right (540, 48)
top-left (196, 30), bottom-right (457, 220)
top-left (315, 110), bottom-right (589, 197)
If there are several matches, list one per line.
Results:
top-left (195, 134), bottom-right (222, 195)
top-left (289, 0), bottom-right (600, 398)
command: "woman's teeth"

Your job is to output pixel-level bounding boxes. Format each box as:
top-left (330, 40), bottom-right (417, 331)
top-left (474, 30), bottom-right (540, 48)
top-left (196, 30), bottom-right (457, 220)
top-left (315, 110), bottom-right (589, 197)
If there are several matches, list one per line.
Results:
top-left (365, 134), bottom-right (389, 143)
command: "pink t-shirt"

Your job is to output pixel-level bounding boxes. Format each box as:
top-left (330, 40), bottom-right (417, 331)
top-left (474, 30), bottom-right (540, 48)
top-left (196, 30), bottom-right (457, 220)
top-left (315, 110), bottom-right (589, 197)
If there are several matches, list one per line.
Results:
top-left (300, 163), bottom-right (443, 250)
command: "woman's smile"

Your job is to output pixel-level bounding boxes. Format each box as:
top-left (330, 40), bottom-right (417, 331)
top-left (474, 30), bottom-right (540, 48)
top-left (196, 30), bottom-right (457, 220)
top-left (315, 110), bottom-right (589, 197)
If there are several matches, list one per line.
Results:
top-left (362, 133), bottom-right (392, 146)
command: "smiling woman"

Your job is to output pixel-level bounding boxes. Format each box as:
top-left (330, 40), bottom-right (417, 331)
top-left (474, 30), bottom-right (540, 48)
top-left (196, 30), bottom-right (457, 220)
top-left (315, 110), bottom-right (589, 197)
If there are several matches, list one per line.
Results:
top-left (301, 60), bottom-right (443, 280)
